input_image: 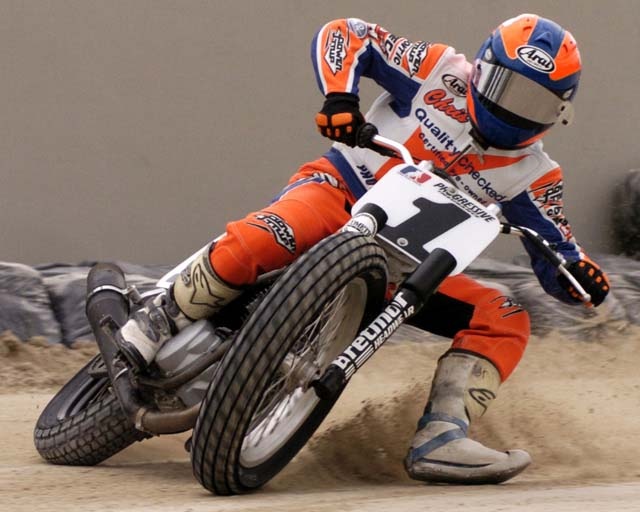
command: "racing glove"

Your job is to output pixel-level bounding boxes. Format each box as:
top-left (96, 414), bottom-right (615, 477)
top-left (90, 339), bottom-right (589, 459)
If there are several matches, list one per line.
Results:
top-left (315, 93), bottom-right (364, 147)
top-left (558, 259), bottom-right (610, 307)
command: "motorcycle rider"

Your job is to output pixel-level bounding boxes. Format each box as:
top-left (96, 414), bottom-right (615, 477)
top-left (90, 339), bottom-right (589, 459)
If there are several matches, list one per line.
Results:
top-left (118, 14), bottom-right (610, 484)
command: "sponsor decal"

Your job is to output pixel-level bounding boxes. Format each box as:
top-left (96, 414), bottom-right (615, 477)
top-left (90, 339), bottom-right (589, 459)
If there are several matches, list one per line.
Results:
top-left (530, 176), bottom-right (573, 239)
top-left (423, 89), bottom-right (468, 123)
top-left (347, 18), bottom-right (368, 39)
top-left (465, 170), bottom-right (506, 202)
top-left (415, 108), bottom-right (459, 151)
top-left (375, 27), bottom-right (428, 78)
top-left (442, 74), bottom-right (468, 97)
top-left (377, 34), bottom-right (428, 75)
top-left (400, 165), bottom-right (432, 184)
top-left (407, 41), bottom-right (428, 76)
top-left (468, 388), bottom-right (496, 413)
top-left (454, 155), bottom-right (476, 175)
top-left (412, 111), bottom-right (476, 176)
top-left (312, 171), bottom-right (341, 189)
top-left (491, 295), bottom-right (525, 318)
top-left (433, 182), bottom-right (496, 222)
top-left (181, 262), bottom-right (228, 310)
top-left (356, 164), bottom-right (377, 186)
top-left (343, 212), bottom-right (378, 237)
top-left (516, 45), bottom-right (556, 73)
top-left (456, 181), bottom-right (498, 205)
top-left (378, 29), bottom-right (399, 58)
top-left (392, 38), bottom-right (411, 65)
top-left (334, 294), bottom-right (414, 373)
top-left (324, 29), bottom-right (348, 75)
top-left (247, 213), bottom-right (297, 254)
top-left (533, 178), bottom-right (563, 206)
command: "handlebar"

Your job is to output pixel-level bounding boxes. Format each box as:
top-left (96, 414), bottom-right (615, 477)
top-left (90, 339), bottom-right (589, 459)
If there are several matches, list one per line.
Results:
top-left (357, 123), bottom-right (458, 185)
top-left (356, 123), bottom-right (412, 162)
top-left (356, 122), bottom-right (593, 306)
top-left (501, 224), bottom-right (592, 305)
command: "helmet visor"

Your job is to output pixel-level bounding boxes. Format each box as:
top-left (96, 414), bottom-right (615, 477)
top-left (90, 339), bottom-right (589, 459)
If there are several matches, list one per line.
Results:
top-left (472, 60), bottom-right (574, 126)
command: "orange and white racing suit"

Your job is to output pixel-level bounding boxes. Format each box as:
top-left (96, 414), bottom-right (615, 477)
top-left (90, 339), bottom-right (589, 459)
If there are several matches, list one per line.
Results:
top-left (208, 18), bottom-right (596, 382)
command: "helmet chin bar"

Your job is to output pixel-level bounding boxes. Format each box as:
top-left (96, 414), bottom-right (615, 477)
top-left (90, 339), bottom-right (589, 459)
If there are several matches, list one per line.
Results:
top-left (468, 125), bottom-right (491, 150)
top-left (467, 112), bottom-right (549, 151)
top-left (468, 106), bottom-right (571, 153)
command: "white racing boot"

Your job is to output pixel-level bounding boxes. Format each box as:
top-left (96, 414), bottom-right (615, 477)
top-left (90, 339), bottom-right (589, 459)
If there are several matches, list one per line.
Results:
top-left (118, 246), bottom-right (241, 369)
top-left (405, 351), bottom-right (531, 484)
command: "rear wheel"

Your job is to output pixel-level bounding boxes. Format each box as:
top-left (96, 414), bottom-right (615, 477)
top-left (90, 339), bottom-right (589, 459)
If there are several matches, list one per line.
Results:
top-left (34, 354), bottom-right (148, 465)
top-left (191, 231), bottom-right (387, 494)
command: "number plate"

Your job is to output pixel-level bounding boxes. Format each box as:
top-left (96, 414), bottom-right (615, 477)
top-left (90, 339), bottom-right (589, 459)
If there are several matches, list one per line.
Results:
top-left (352, 164), bottom-right (500, 275)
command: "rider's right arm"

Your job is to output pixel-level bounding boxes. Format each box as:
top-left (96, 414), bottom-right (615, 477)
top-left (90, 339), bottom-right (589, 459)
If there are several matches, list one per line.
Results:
top-left (310, 18), bottom-right (448, 107)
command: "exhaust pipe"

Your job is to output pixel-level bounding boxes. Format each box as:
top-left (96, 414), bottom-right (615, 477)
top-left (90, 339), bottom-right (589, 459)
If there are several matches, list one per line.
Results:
top-left (86, 263), bottom-right (200, 434)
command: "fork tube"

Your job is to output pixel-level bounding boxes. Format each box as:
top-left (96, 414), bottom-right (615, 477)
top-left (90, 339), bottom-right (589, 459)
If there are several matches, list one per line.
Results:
top-left (313, 248), bottom-right (456, 400)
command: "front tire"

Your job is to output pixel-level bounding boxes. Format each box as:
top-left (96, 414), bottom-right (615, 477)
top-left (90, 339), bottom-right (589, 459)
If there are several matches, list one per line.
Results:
top-left (191, 231), bottom-right (387, 494)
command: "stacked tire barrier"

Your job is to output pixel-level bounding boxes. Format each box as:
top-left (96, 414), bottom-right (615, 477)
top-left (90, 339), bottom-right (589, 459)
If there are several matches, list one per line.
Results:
top-left (0, 256), bottom-right (635, 345)
top-left (0, 262), bottom-right (170, 345)
top-left (612, 169), bottom-right (640, 258)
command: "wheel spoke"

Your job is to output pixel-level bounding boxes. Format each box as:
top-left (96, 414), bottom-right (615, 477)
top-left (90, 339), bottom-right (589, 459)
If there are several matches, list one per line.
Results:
top-left (243, 286), bottom-right (360, 462)
top-left (251, 288), bottom-right (348, 427)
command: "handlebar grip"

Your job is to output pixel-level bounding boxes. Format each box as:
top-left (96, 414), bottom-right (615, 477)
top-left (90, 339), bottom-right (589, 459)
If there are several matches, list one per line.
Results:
top-left (356, 123), bottom-right (397, 158)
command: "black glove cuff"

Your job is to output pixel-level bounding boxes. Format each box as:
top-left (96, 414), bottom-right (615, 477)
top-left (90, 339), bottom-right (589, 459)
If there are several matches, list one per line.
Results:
top-left (322, 92), bottom-right (360, 113)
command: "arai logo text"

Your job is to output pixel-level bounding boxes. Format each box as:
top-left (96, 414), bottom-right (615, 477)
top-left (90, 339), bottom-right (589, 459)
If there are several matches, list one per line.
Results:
top-left (442, 74), bottom-right (467, 97)
top-left (516, 45), bottom-right (556, 73)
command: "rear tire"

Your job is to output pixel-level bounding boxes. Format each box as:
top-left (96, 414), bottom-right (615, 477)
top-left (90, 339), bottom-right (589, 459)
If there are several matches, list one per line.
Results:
top-left (34, 354), bottom-right (148, 465)
top-left (191, 231), bottom-right (387, 494)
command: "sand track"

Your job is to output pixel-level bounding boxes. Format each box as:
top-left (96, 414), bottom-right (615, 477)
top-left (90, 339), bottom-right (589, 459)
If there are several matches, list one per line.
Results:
top-left (2, 329), bottom-right (640, 511)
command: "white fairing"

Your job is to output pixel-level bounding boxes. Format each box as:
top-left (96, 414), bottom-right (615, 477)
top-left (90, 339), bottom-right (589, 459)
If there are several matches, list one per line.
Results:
top-left (352, 164), bottom-right (500, 275)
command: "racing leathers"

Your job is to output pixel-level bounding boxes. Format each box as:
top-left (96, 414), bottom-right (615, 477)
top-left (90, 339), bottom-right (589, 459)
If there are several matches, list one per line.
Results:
top-left (302, 17), bottom-right (608, 484)
top-left (311, 18), bottom-right (590, 303)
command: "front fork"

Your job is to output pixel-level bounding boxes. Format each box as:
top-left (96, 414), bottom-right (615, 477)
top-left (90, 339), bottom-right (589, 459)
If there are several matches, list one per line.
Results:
top-left (312, 208), bottom-right (457, 400)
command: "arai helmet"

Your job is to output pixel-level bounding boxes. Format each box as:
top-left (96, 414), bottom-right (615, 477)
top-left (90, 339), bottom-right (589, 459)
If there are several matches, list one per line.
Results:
top-left (467, 14), bottom-right (581, 149)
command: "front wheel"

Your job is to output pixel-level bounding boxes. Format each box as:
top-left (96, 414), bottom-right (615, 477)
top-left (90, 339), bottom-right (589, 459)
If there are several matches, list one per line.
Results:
top-left (190, 231), bottom-right (388, 494)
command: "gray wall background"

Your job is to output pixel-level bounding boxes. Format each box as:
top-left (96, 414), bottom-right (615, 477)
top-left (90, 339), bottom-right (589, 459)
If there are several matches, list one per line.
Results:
top-left (1, 1), bottom-right (638, 266)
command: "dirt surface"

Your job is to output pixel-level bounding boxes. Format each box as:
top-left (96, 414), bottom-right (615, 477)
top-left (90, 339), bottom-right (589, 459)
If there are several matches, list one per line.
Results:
top-left (2, 327), bottom-right (640, 511)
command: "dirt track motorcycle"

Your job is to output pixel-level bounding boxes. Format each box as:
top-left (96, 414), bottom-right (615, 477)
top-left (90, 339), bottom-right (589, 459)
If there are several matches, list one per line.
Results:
top-left (34, 125), bottom-right (591, 494)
